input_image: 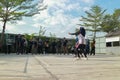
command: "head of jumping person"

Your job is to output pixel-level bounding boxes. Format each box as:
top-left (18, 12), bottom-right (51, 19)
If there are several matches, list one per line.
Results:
top-left (80, 27), bottom-right (86, 37)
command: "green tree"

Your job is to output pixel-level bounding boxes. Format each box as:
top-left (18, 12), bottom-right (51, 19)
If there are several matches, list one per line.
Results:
top-left (38, 25), bottom-right (46, 38)
top-left (24, 33), bottom-right (30, 41)
top-left (49, 32), bottom-right (56, 42)
top-left (112, 9), bottom-right (120, 29)
top-left (24, 33), bottom-right (36, 41)
top-left (101, 14), bottom-right (116, 33)
top-left (0, 0), bottom-right (47, 45)
top-left (101, 9), bottom-right (120, 33)
top-left (79, 5), bottom-right (106, 39)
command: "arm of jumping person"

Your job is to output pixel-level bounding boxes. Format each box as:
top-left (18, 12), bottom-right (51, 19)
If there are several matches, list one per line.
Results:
top-left (68, 31), bottom-right (80, 35)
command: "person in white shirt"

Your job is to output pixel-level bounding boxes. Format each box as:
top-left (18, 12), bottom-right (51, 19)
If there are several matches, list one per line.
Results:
top-left (69, 27), bottom-right (88, 60)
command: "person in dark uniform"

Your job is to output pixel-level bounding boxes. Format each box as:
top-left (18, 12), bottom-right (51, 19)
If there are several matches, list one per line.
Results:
top-left (37, 39), bottom-right (43, 54)
top-left (90, 39), bottom-right (96, 56)
top-left (51, 40), bottom-right (57, 54)
top-left (62, 37), bottom-right (68, 55)
top-left (16, 34), bottom-right (24, 55)
top-left (44, 40), bottom-right (49, 54)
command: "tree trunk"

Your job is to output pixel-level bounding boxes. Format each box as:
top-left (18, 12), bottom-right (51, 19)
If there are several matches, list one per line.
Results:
top-left (0, 20), bottom-right (7, 46)
top-left (93, 31), bottom-right (96, 40)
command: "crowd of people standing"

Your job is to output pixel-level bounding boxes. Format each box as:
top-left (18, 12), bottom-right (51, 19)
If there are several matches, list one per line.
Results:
top-left (14, 34), bottom-right (70, 55)
top-left (4, 30), bottom-right (96, 58)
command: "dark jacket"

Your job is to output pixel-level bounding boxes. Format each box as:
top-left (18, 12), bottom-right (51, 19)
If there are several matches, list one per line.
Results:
top-left (69, 27), bottom-right (86, 37)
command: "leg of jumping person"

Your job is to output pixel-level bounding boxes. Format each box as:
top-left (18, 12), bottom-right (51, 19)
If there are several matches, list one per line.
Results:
top-left (82, 44), bottom-right (88, 60)
top-left (77, 45), bottom-right (82, 59)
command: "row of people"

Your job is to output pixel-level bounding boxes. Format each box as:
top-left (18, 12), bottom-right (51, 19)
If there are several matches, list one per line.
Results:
top-left (15, 34), bottom-right (69, 55)
top-left (5, 30), bottom-right (95, 57)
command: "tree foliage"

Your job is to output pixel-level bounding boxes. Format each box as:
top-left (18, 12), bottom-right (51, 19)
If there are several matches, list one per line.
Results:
top-left (0, 0), bottom-right (47, 45)
top-left (38, 25), bottom-right (46, 38)
top-left (49, 32), bottom-right (56, 42)
top-left (101, 9), bottom-right (120, 33)
top-left (79, 5), bottom-right (106, 39)
top-left (24, 33), bottom-right (35, 41)
top-left (101, 14), bottom-right (116, 33)
top-left (111, 9), bottom-right (120, 29)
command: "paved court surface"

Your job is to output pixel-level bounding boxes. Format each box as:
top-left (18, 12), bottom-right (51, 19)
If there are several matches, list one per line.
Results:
top-left (0, 54), bottom-right (120, 80)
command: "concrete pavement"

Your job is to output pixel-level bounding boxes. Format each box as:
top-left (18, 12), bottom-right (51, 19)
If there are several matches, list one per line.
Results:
top-left (0, 54), bottom-right (120, 80)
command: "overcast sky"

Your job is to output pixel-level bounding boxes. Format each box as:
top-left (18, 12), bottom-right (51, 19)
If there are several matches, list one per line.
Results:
top-left (0, 0), bottom-right (120, 38)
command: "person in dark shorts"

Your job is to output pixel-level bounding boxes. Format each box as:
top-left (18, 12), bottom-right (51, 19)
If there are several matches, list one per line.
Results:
top-left (69, 27), bottom-right (88, 60)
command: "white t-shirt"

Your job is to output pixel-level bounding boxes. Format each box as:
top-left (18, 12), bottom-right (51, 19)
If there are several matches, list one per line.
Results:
top-left (78, 34), bottom-right (86, 45)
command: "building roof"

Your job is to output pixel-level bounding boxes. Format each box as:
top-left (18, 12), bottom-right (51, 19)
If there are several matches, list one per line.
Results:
top-left (106, 29), bottom-right (120, 37)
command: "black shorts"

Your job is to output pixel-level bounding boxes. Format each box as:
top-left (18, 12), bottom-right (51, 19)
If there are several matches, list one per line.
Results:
top-left (77, 44), bottom-right (85, 50)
